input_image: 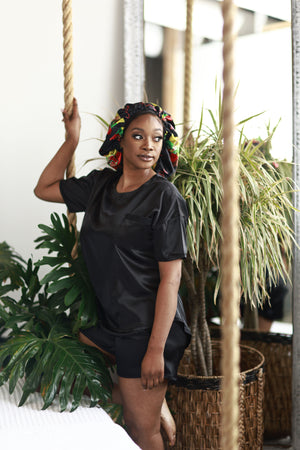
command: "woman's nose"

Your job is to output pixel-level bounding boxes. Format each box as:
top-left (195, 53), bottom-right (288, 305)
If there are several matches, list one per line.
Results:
top-left (143, 137), bottom-right (153, 150)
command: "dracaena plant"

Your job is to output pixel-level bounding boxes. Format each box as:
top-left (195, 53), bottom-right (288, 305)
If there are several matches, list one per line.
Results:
top-left (0, 214), bottom-right (116, 415)
top-left (173, 102), bottom-right (294, 376)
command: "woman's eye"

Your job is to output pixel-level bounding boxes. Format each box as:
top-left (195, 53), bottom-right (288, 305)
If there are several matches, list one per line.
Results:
top-left (131, 134), bottom-right (163, 142)
top-left (133, 134), bottom-right (143, 140)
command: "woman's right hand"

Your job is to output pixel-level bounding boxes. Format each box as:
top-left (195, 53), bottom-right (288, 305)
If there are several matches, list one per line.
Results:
top-left (62, 97), bottom-right (81, 145)
top-left (34, 97), bottom-right (81, 203)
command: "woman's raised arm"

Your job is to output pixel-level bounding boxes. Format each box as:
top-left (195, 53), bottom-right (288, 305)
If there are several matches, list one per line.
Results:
top-left (34, 98), bottom-right (81, 203)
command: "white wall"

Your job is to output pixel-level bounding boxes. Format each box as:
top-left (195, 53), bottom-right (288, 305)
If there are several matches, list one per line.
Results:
top-left (190, 27), bottom-right (293, 162)
top-left (0, 1), bottom-right (293, 264)
top-left (0, 0), bottom-right (124, 261)
top-left (170, 27), bottom-right (293, 162)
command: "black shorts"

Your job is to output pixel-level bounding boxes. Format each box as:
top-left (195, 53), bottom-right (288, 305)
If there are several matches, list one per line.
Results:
top-left (80, 320), bottom-right (190, 381)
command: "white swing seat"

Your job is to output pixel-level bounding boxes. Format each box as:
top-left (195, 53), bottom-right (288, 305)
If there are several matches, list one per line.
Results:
top-left (0, 379), bottom-right (140, 450)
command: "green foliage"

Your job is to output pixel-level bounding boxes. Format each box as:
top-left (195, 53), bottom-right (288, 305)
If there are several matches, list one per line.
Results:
top-left (35, 213), bottom-right (98, 332)
top-left (0, 241), bottom-right (25, 295)
top-left (173, 98), bottom-right (295, 375)
top-left (0, 258), bottom-right (46, 338)
top-left (0, 215), bottom-right (114, 413)
top-left (174, 108), bottom-right (294, 309)
top-left (0, 331), bottom-right (112, 412)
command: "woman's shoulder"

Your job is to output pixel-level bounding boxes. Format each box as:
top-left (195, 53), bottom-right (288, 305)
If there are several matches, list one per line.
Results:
top-left (60, 167), bottom-right (118, 213)
top-left (152, 175), bottom-right (185, 202)
top-left (81, 167), bottom-right (119, 188)
top-left (88, 167), bottom-right (118, 180)
top-left (151, 175), bottom-right (188, 220)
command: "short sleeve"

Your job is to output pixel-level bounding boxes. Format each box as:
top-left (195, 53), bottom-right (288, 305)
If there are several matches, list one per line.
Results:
top-left (152, 186), bottom-right (188, 261)
top-left (59, 170), bottom-right (100, 212)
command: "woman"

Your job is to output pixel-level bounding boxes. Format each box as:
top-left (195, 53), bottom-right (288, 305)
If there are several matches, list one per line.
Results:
top-left (34, 98), bottom-right (191, 450)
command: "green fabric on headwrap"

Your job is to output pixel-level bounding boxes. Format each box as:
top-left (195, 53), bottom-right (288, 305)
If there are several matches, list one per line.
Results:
top-left (99, 102), bottom-right (179, 178)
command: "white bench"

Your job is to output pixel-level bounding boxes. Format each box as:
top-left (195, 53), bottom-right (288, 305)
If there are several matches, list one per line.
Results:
top-left (0, 379), bottom-right (140, 450)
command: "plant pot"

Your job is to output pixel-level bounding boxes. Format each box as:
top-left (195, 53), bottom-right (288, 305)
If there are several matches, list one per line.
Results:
top-left (210, 327), bottom-right (292, 440)
top-left (164, 341), bottom-right (264, 450)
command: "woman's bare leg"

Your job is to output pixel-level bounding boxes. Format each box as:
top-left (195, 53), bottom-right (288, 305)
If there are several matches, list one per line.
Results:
top-left (108, 373), bottom-right (175, 445)
top-left (118, 376), bottom-right (168, 450)
top-left (161, 397), bottom-right (176, 446)
top-left (78, 332), bottom-right (175, 446)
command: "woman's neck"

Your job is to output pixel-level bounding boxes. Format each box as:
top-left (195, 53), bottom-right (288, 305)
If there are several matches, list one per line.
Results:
top-left (116, 169), bottom-right (156, 193)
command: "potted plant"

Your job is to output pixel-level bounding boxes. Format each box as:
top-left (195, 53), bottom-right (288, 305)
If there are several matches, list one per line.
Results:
top-left (173, 105), bottom-right (293, 376)
top-left (0, 214), bottom-right (117, 415)
top-left (164, 100), bottom-right (294, 449)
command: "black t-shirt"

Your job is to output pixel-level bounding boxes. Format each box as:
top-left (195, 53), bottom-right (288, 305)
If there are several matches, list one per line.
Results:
top-left (60, 168), bottom-right (190, 334)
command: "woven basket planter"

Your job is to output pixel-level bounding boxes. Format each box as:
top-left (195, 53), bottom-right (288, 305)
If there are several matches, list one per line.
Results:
top-left (210, 327), bottom-right (292, 440)
top-left (239, 329), bottom-right (292, 439)
top-left (164, 341), bottom-right (264, 450)
top-left (241, 330), bottom-right (292, 440)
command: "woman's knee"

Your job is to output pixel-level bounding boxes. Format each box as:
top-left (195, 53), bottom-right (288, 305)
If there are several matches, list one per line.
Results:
top-left (124, 410), bottom-right (160, 443)
top-left (118, 378), bottom-right (166, 445)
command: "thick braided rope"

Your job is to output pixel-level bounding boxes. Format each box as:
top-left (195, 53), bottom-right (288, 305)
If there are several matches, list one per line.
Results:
top-left (62, 0), bottom-right (77, 233)
top-left (183, 0), bottom-right (194, 137)
top-left (123, 0), bottom-right (145, 103)
top-left (220, 1), bottom-right (240, 450)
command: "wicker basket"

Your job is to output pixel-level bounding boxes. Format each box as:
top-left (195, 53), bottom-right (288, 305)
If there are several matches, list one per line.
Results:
top-left (164, 341), bottom-right (264, 450)
top-left (210, 327), bottom-right (292, 440)
top-left (240, 329), bottom-right (292, 439)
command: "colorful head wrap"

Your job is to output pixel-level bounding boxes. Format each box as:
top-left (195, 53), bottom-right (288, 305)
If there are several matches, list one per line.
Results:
top-left (99, 102), bottom-right (179, 178)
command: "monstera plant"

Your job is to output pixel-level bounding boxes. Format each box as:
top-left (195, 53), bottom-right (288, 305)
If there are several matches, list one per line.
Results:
top-left (0, 214), bottom-right (116, 414)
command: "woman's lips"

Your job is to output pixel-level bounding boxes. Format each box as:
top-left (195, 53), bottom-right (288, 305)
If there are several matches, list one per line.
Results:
top-left (138, 154), bottom-right (154, 161)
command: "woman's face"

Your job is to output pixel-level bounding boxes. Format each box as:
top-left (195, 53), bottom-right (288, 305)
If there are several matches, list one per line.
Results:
top-left (120, 113), bottom-right (164, 172)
